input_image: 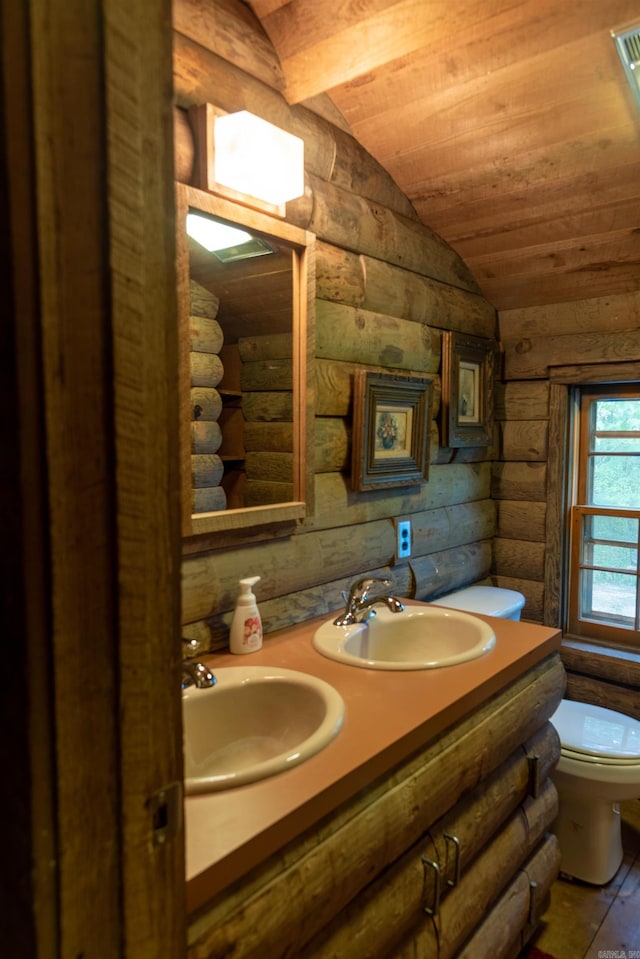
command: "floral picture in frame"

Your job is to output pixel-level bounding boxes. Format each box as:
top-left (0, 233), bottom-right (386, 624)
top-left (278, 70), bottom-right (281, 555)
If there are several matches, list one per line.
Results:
top-left (351, 371), bottom-right (432, 491)
top-left (441, 331), bottom-right (495, 448)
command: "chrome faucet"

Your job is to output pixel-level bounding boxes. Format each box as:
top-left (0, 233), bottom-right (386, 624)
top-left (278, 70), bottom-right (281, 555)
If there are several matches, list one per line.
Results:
top-left (333, 576), bottom-right (404, 627)
top-left (181, 637), bottom-right (216, 690)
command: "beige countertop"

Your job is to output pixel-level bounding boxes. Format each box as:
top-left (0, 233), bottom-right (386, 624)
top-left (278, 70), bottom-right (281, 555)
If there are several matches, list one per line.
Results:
top-left (185, 602), bottom-right (561, 913)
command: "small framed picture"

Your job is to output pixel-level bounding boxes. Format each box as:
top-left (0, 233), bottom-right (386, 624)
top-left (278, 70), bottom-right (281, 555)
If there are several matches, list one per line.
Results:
top-left (441, 331), bottom-right (495, 448)
top-left (351, 371), bottom-right (432, 491)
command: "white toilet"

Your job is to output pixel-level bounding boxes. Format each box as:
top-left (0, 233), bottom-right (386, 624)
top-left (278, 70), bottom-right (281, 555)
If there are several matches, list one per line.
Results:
top-left (431, 584), bottom-right (526, 621)
top-left (431, 584), bottom-right (640, 885)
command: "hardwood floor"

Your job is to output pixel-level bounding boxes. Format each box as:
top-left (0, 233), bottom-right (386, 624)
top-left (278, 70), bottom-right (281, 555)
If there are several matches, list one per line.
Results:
top-left (525, 800), bottom-right (640, 959)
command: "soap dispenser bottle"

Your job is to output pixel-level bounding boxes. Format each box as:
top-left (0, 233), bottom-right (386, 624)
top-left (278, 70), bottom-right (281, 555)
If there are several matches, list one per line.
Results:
top-left (230, 576), bottom-right (263, 654)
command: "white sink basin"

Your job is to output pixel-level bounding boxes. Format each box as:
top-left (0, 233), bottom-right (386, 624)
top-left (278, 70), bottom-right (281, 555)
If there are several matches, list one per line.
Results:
top-left (313, 605), bottom-right (496, 670)
top-left (183, 666), bottom-right (345, 793)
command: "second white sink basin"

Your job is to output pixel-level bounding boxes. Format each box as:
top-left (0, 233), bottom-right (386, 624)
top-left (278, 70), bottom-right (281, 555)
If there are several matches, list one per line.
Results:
top-left (183, 665), bottom-right (345, 793)
top-left (313, 604), bottom-right (496, 670)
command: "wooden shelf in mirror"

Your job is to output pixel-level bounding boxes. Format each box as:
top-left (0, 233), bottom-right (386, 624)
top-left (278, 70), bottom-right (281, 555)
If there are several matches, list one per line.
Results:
top-left (176, 182), bottom-right (315, 541)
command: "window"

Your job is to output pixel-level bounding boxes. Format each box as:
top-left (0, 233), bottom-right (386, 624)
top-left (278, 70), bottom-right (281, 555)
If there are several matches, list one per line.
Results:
top-left (567, 385), bottom-right (640, 649)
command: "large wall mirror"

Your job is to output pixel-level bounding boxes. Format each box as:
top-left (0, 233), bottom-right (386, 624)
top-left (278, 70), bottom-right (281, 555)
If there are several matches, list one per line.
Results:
top-left (175, 183), bottom-right (315, 539)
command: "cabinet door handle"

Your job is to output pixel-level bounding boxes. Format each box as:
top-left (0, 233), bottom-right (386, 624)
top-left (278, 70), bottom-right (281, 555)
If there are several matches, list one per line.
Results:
top-left (528, 879), bottom-right (539, 925)
top-left (421, 856), bottom-right (440, 916)
top-left (443, 832), bottom-right (461, 887)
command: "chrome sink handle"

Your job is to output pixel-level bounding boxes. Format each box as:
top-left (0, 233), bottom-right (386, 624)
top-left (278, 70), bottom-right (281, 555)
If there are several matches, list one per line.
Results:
top-left (348, 576), bottom-right (390, 605)
top-left (181, 636), bottom-right (216, 690)
top-left (182, 661), bottom-right (217, 690)
top-left (334, 576), bottom-right (404, 626)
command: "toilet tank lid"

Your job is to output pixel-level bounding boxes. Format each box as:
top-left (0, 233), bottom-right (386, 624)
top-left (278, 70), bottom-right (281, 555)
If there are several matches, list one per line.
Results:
top-left (551, 699), bottom-right (640, 760)
top-left (431, 586), bottom-right (525, 618)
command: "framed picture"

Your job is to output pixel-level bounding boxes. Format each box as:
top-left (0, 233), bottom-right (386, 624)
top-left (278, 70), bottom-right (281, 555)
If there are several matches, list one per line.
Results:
top-left (441, 331), bottom-right (495, 448)
top-left (351, 371), bottom-right (432, 491)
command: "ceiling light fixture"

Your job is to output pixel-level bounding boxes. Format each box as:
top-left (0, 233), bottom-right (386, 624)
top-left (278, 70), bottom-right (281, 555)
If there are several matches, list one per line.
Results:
top-left (189, 104), bottom-right (305, 217)
top-left (214, 111), bottom-right (304, 207)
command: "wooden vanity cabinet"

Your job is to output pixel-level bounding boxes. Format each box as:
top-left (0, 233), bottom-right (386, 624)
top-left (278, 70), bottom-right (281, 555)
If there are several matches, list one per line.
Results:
top-left (187, 653), bottom-right (565, 959)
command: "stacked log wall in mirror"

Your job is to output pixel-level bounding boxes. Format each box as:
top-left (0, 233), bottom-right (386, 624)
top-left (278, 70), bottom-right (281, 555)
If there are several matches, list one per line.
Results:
top-left (176, 182), bottom-right (315, 539)
top-left (189, 279), bottom-right (226, 513)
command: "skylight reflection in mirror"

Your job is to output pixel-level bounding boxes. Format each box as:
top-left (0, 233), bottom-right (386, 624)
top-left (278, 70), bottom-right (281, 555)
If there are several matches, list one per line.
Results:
top-left (186, 212), bottom-right (275, 263)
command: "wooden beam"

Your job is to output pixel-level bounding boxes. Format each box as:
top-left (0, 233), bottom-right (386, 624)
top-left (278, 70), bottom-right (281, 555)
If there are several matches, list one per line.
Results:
top-left (175, 0), bottom-right (285, 92)
top-left (504, 327), bottom-right (640, 379)
top-left (500, 421), bottom-right (548, 461)
top-left (499, 290), bottom-right (640, 339)
top-left (254, 0), bottom-right (632, 109)
top-left (495, 381), bottom-right (549, 421)
top-left (494, 538), bottom-right (546, 582)
top-left (497, 501), bottom-right (547, 543)
top-left (480, 265), bottom-right (640, 313)
top-left (543, 383), bottom-right (570, 629)
top-left (259, 0), bottom-right (498, 103)
top-left (491, 462), bottom-right (547, 503)
top-left (31, 1), bottom-right (122, 951)
top-left (316, 242), bottom-right (495, 335)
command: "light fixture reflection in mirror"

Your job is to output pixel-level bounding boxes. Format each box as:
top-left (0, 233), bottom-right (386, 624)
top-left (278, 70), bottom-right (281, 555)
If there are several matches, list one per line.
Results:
top-left (186, 213), bottom-right (252, 252)
top-left (175, 183), bottom-right (315, 540)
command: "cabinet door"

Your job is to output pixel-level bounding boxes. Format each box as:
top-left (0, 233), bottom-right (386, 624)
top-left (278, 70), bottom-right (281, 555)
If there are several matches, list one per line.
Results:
top-left (300, 735), bottom-right (559, 959)
top-left (455, 834), bottom-right (560, 959)
top-left (424, 781), bottom-right (558, 958)
top-left (425, 721), bottom-right (559, 902)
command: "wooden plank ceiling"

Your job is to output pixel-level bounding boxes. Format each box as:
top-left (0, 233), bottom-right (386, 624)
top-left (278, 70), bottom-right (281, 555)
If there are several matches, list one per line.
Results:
top-left (248, 0), bottom-right (640, 311)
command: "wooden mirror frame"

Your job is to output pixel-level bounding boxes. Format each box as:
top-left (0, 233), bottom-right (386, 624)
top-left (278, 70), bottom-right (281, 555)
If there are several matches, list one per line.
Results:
top-left (176, 183), bottom-right (315, 540)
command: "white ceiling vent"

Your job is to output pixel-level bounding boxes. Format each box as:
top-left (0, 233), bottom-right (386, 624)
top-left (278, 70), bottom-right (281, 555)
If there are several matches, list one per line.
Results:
top-left (612, 24), bottom-right (640, 113)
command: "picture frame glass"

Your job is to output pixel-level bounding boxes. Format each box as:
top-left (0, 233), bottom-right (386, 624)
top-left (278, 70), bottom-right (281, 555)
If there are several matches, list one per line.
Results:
top-left (374, 406), bottom-right (414, 459)
top-left (442, 332), bottom-right (494, 448)
top-left (457, 360), bottom-right (480, 424)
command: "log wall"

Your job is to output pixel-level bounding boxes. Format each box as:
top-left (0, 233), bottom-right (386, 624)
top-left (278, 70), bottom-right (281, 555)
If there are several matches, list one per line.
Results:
top-left (497, 289), bottom-right (640, 709)
top-left (175, 0), bottom-right (498, 649)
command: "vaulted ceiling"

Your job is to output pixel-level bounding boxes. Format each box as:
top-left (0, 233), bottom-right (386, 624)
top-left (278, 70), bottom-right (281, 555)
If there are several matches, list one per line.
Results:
top-left (248, 0), bottom-right (640, 312)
